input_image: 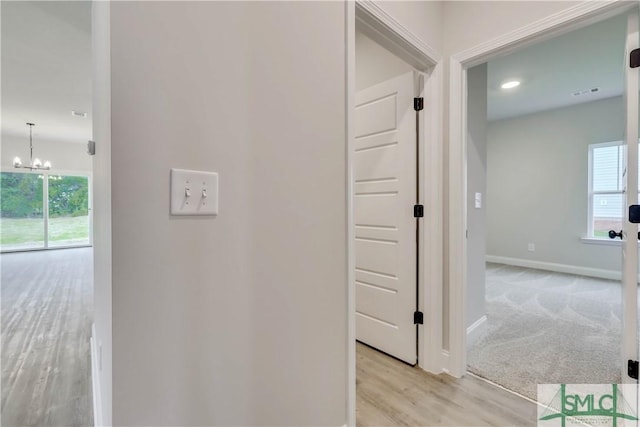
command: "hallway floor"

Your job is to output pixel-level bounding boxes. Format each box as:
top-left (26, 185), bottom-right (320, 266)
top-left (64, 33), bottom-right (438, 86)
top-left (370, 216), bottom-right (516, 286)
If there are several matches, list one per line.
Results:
top-left (1, 248), bottom-right (93, 427)
top-left (356, 342), bottom-right (536, 426)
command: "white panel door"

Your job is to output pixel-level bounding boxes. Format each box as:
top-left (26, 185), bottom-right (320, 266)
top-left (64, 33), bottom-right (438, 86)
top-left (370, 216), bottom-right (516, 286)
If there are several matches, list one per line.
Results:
top-left (354, 71), bottom-right (417, 364)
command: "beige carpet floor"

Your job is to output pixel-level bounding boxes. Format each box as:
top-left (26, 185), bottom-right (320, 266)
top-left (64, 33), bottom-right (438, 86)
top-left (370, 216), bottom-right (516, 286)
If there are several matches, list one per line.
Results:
top-left (467, 263), bottom-right (626, 400)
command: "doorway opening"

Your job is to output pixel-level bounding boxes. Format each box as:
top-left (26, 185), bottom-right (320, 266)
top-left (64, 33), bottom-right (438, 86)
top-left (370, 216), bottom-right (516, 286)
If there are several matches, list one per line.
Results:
top-left (463, 9), bottom-right (637, 400)
top-left (354, 28), bottom-right (421, 366)
top-left (1, 2), bottom-right (95, 425)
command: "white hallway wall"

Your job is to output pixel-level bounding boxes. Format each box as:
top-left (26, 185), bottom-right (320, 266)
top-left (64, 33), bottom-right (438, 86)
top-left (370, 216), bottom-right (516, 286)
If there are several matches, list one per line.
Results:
top-left (107, 2), bottom-right (347, 425)
top-left (486, 96), bottom-right (624, 273)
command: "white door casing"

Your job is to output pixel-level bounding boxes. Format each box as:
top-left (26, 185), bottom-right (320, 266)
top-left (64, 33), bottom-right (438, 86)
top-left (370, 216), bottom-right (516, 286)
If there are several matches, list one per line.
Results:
top-left (623, 9), bottom-right (639, 383)
top-left (354, 71), bottom-right (417, 364)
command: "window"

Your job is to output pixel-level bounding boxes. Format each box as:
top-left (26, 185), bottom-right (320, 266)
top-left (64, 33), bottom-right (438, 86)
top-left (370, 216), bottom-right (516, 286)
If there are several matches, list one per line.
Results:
top-left (0, 171), bottom-right (91, 251)
top-left (588, 141), bottom-right (639, 238)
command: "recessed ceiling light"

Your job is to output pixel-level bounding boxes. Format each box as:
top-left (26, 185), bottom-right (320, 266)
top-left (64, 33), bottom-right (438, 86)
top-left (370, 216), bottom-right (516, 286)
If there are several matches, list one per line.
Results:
top-left (501, 80), bottom-right (521, 90)
top-left (71, 110), bottom-right (88, 118)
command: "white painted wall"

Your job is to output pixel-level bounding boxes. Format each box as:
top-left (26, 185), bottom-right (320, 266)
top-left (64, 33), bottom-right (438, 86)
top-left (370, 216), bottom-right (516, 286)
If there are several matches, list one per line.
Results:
top-left (109, 2), bottom-right (346, 425)
top-left (355, 31), bottom-right (412, 91)
top-left (486, 96), bottom-right (624, 273)
top-left (374, 0), bottom-right (443, 55)
top-left (466, 64), bottom-right (487, 329)
top-left (1, 136), bottom-right (91, 172)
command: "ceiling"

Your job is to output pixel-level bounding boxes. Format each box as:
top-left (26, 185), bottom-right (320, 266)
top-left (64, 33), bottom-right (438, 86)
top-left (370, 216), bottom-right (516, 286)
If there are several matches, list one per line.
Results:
top-left (487, 13), bottom-right (627, 122)
top-left (0, 3), bottom-right (628, 137)
top-left (1, 1), bottom-right (92, 145)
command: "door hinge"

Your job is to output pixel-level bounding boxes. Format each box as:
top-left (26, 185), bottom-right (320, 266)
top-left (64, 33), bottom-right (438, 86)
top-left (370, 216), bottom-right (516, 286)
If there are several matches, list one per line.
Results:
top-left (414, 204), bottom-right (424, 218)
top-left (628, 360), bottom-right (639, 380)
top-left (630, 205), bottom-right (640, 223)
top-left (414, 97), bottom-right (424, 111)
top-left (414, 311), bottom-right (424, 325)
top-left (631, 48), bottom-right (640, 69)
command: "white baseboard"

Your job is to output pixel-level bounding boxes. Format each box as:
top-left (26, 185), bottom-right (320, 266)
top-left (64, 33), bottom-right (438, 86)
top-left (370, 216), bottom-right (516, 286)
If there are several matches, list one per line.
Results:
top-left (440, 349), bottom-right (450, 374)
top-left (466, 315), bottom-right (487, 347)
top-left (90, 323), bottom-right (103, 427)
top-left (486, 255), bottom-right (621, 281)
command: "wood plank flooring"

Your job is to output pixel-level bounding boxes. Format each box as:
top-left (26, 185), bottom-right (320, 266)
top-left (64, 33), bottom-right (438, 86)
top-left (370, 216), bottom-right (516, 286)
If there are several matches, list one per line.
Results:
top-left (1, 248), bottom-right (93, 427)
top-left (357, 342), bottom-right (537, 426)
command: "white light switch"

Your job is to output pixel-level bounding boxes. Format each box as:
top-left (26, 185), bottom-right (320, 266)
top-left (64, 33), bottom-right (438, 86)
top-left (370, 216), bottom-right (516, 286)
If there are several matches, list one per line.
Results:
top-left (474, 192), bottom-right (482, 209)
top-left (170, 168), bottom-right (218, 216)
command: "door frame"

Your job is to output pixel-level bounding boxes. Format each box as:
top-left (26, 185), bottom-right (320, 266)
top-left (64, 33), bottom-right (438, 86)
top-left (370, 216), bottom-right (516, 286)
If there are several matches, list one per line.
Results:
top-left (90, 1), bottom-right (112, 425)
top-left (346, 1), bottom-right (442, 425)
top-left (447, 0), bottom-right (639, 378)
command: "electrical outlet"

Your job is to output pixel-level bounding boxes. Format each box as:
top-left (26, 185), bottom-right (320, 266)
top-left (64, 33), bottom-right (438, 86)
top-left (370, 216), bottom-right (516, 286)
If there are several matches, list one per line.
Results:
top-left (527, 243), bottom-right (535, 252)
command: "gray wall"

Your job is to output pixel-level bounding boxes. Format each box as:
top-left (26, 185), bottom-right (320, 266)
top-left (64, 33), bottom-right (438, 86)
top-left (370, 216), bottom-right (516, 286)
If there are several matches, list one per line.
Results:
top-left (486, 96), bottom-right (624, 272)
top-left (108, 2), bottom-right (346, 425)
top-left (466, 64), bottom-right (487, 328)
top-left (355, 31), bottom-right (413, 91)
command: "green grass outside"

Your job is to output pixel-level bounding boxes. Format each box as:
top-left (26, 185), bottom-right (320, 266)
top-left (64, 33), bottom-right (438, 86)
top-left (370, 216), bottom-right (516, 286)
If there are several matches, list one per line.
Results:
top-left (1, 216), bottom-right (89, 249)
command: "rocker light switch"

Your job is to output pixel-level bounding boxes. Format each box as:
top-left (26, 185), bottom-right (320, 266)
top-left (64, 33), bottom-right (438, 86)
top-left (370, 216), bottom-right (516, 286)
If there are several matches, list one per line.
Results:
top-left (170, 168), bottom-right (218, 216)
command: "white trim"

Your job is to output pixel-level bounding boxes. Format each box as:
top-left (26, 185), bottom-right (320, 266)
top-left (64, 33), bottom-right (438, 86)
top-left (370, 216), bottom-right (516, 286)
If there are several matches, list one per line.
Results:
top-left (440, 350), bottom-right (450, 374)
top-left (486, 255), bottom-right (621, 281)
top-left (451, 1), bottom-right (634, 66)
top-left (581, 237), bottom-right (624, 246)
top-left (448, 0), bottom-right (637, 380)
top-left (466, 315), bottom-right (487, 347)
top-left (345, 2), bottom-right (356, 426)
top-left (355, 0), bottom-right (440, 70)
top-left (90, 324), bottom-right (103, 427)
top-left (91, 0), bottom-right (112, 424)
top-left (420, 60), bottom-right (444, 375)
top-left (448, 56), bottom-right (467, 378)
top-left (622, 10), bottom-right (640, 383)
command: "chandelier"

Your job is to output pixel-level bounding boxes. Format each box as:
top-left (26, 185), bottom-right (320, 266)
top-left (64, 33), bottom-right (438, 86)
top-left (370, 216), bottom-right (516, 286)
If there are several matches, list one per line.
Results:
top-left (13, 123), bottom-right (51, 170)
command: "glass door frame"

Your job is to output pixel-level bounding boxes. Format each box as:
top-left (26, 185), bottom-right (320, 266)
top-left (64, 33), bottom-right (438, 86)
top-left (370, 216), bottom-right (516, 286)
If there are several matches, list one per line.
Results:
top-left (0, 168), bottom-right (93, 252)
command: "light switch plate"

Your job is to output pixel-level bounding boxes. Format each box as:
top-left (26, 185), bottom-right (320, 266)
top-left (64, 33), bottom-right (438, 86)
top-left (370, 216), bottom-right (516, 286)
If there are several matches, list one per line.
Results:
top-left (170, 168), bottom-right (218, 216)
top-left (474, 192), bottom-right (482, 209)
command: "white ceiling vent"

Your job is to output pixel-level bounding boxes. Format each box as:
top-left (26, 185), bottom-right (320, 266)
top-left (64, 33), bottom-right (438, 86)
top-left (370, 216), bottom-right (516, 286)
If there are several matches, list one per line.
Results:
top-left (571, 87), bottom-right (600, 97)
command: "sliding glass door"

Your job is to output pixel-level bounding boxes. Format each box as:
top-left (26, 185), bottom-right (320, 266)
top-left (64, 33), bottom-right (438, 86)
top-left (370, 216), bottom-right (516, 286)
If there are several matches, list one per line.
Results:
top-left (48, 175), bottom-right (90, 247)
top-left (0, 171), bottom-right (91, 251)
top-left (0, 172), bottom-right (45, 250)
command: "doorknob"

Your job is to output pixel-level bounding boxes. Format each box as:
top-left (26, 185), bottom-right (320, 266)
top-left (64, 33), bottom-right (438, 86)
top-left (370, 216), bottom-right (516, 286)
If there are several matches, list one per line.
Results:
top-left (609, 230), bottom-right (623, 239)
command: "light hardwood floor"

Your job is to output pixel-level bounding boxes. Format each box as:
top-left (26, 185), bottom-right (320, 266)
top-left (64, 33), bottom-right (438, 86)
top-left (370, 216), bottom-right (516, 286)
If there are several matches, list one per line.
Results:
top-left (1, 248), bottom-right (93, 427)
top-left (357, 342), bottom-right (537, 426)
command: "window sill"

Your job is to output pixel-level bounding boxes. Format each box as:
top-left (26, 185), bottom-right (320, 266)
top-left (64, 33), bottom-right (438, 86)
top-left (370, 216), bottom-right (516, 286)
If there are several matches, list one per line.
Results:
top-left (581, 237), bottom-right (623, 246)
